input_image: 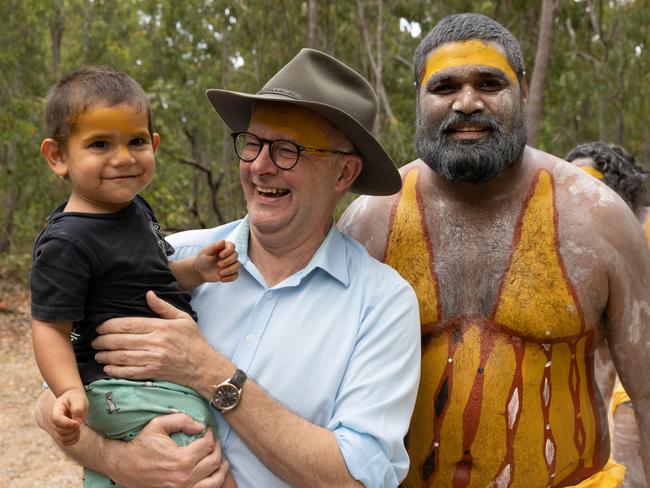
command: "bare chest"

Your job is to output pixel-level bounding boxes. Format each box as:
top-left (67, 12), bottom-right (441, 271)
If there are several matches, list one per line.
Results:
top-left (384, 168), bottom-right (606, 340)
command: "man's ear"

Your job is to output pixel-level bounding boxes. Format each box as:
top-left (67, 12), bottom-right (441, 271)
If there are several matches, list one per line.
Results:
top-left (519, 76), bottom-right (529, 106)
top-left (40, 138), bottom-right (68, 178)
top-left (152, 132), bottom-right (160, 153)
top-left (335, 154), bottom-right (363, 193)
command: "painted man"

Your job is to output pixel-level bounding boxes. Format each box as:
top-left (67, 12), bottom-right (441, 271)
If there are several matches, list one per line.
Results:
top-left (340, 13), bottom-right (650, 488)
top-left (567, 141), bottom-right (650, 488)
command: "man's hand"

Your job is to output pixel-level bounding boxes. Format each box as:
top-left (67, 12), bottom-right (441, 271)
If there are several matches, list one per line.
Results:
top-left (108, 413), bottom-right (231, 488)
top-left (93, 291), bottom-right (233, 397)
top-left (196, 240), bottom-right (239, 283)
top-left (36, 390), bottom-right (231, 487)
top-left (51, 388), bottom-right (88, 446)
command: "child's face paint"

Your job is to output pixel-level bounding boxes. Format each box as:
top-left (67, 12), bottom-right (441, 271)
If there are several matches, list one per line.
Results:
top-left (249, 103), bottom-right (332, 150)
top-left (71, 105), bottom-right (150, 137)
top-left (422, 40), bottom-right (518, 85)
top-left (58, 102), bottom-right (157, 213)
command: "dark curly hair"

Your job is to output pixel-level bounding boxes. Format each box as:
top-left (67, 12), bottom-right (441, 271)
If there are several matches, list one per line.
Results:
top-left (566, 142), bottom-right (649, 213)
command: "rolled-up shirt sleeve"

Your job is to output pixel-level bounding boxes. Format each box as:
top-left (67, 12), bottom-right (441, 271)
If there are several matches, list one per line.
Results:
top-left (328, 278), bottom-right (421, 486)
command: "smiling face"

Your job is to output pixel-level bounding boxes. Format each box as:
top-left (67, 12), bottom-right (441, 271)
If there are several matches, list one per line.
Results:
top-left (241, 102), bottom-right (360, 250)
top-left (42, 102), bottom-right (159, 213)
top-left (415, 40), bottom-right (528, 183)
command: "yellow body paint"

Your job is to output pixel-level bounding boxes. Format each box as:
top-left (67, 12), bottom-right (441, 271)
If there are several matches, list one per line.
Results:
top-left (512, 341), bottom-right (549, 484)
top-left (422, 40), bottom-right (518, 85)
top-left (434, 324), bottom-right (481, 486)
top-left (548, 341), bottom-right (581, 480)
top-left (564, 459), bottom-right (625, 487)
top-left (386, 170), bottom-right (603, 487)
top-left (468, 333), bottom-right (513, 482)
top-left (495, 171), bottom-right (584, 337)
top-left (250, 102), bottom-right (331, 150)
top-left (71, 104), bottom-right (150, 142)
top-left (577, 166), bottom-right (605, 180)
top-left (384, 169), bottom-right (438, 327)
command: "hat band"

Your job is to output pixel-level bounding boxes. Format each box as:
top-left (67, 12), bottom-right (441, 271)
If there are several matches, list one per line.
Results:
top-left (257, 88), bottom-right (306, 101)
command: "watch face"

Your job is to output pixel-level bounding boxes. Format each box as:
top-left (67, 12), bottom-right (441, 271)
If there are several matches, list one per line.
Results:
top-left (212, 383), bottom-right (240, 410)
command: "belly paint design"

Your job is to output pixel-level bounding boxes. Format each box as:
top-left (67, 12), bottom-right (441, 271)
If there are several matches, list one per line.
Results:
top-left (389, 169), bottom-right (603, 487)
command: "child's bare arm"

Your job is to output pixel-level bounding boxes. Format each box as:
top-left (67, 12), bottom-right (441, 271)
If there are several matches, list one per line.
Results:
top-left (170, 240), bottom-right (239, 291)
top-left (32, 319), bottom-right (88, 445)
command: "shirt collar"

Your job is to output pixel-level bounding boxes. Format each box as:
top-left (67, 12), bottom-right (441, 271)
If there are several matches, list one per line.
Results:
top-left (231, 217), bottom-right (350, 288)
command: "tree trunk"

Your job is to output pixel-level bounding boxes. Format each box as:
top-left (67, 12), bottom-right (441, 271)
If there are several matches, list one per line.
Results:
top-left (183, 129), bottom-right (225, 226)
top-left (219, 34), bottom-right (244, 222)
top-left (355, 0), bottom-right (395, 136)
top-left (307, 0), bottom-right (317, 48)
top-left (0, 142), bottom-right (20, 253)
top-left (50, 5), bottom-right (64, 74)
top-left (82, 0), bottom-right (92, 64)
top-left (526, 0), bottom-right (559, 148)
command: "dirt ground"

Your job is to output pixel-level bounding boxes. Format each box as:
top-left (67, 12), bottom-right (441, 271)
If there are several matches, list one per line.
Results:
top-left (0, 279), bottom-right (82, 487)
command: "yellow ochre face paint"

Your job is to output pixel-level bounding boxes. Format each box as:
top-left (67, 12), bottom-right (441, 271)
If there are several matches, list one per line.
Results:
top-left (71, 104), bottom-right (150, 141)
top-left (422, 39), bottom-right (518, 85)
top-left (577, 166), bottom-right (605, 180)
top-left (250, 102), bottom-right (332, 151)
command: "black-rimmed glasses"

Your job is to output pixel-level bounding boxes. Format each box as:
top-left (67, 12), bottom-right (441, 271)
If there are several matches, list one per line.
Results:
top-left (231, 131), bottom-right (356, 170)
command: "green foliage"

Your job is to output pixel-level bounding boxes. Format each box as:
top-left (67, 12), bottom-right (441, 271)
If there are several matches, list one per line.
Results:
top-left (1, 0), bottom-right (649, 256)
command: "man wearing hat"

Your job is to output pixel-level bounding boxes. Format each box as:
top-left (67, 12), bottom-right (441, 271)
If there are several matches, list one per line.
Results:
top-left (36, 49), bottom-right (421, 487)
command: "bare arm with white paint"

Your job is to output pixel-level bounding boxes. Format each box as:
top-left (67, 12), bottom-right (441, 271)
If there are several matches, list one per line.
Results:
top-left (602, 201), bottom-right (650, 482)
top-left (339, 194), bottom-right (390, 260)
top-left (338, 163), bottom-right (414, 258)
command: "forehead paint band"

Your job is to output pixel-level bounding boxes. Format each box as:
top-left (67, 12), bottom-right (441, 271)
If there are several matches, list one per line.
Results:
top-left (422, 40), bottom-right (518, 85)
top-left (577, 166), bottom-right (605, 180)
top-left (250, 103), bottom-right (331, 149)
top-left (72, 105), bottom-right (148, 135)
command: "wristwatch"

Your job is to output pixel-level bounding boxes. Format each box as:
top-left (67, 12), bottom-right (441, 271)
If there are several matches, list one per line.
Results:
top-left (210, 368), bottom-right (247, 413)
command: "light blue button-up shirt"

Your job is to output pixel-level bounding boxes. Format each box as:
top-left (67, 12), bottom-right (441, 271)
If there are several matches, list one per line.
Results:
top-left (168, 218), bottom-right (420, 487)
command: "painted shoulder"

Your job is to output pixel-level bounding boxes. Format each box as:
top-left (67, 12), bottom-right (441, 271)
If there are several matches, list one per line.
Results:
top-left (532, 148), bottom-right (644, 254)
top-left (342, 232), bottom-right (414, 287)
top-left (339, 159), bottom-right (426, 260)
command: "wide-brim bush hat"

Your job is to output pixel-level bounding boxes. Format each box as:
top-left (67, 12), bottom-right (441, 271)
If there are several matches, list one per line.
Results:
top-left (206, 48), bottom-right (401, 196)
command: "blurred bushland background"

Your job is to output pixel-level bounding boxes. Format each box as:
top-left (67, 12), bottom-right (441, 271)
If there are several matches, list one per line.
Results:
top-left (1, 1), bottom-right (649, 485)
top-left (1, 0), bottom-right (649, 275)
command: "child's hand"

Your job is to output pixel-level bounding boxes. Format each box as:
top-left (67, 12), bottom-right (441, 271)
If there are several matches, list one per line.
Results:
top-left (51, 388), bottom-right (88, 446)
top-left (195, 240), bottom-right (240, 283)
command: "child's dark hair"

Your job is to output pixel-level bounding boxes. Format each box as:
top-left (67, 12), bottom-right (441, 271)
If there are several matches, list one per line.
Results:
top-left (44, 66), bottom-right (154, 146)
top-left (566, 141), bottom-right (649, 213)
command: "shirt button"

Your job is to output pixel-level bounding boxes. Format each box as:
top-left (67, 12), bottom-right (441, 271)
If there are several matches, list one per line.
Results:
top-left (267, 291), bottom-right (273, 299)
top-left (245, 334), bottom-right (256, 343)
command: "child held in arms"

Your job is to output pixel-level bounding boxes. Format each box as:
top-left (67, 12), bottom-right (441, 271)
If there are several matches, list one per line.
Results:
top-left (31, 66), bottom-right (238, 487)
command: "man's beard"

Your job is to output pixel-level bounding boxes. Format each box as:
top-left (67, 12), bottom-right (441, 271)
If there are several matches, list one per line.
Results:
top-left (415, 105), bottom-right (528, 183)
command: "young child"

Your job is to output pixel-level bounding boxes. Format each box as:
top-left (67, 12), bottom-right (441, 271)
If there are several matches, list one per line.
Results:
top-left (31, 66), bottom-right (238, 487)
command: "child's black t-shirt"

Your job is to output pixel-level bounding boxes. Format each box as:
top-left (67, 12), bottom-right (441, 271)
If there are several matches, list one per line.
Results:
top-left (30, 196), bottom-right (196, 384)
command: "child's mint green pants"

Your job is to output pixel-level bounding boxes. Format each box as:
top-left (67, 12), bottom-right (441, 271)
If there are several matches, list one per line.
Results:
top-left (82, 378), bottom-right (215, 488)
